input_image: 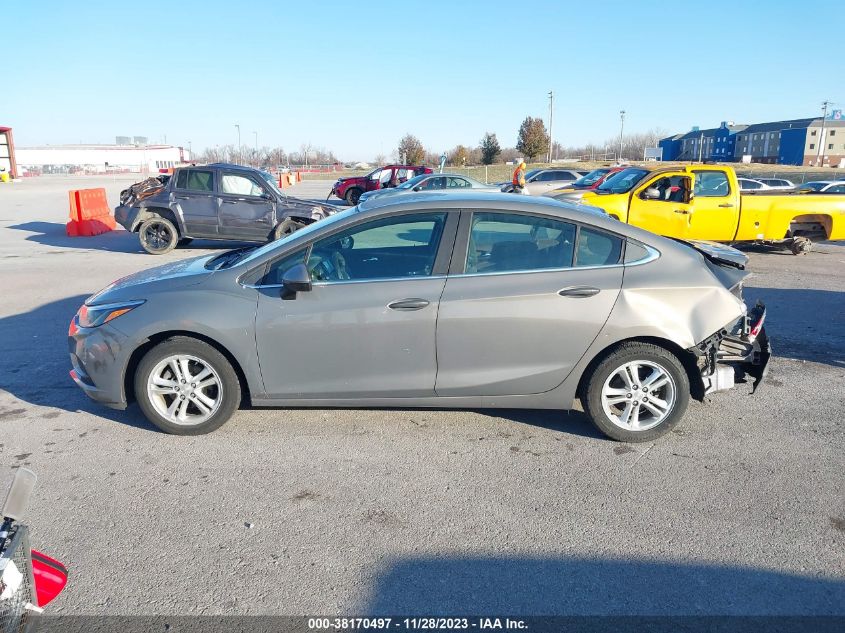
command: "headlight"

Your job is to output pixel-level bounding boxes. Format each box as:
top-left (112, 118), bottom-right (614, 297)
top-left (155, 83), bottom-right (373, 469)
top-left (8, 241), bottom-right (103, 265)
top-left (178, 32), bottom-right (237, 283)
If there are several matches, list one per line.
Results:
top-left (77, 300), bottom-right (145, 328)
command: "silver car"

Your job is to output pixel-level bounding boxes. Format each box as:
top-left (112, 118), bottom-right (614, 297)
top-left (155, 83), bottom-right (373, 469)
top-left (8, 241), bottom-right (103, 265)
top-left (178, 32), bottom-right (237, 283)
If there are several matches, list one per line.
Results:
top-left (358, 173), bottom-right (500, 202)
top-left (68, 193), bottom-right (770, 442)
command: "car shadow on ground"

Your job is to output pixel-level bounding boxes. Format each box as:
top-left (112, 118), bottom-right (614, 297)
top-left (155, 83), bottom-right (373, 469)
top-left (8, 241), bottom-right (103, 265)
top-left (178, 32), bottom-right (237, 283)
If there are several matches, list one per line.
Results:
top-left (362, 556), bottom-right (845, 620)
top-left (742, 287), bottom-right (845, 367)
top-left (0, 294), bottom-right (156, 431)
top-left (7, 221), bottom-right (256, 255)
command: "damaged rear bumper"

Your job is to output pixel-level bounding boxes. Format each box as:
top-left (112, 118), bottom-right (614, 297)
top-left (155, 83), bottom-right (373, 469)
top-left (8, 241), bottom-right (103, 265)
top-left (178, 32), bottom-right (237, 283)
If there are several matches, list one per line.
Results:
top-left (689, 302), bottom-right (771, 396)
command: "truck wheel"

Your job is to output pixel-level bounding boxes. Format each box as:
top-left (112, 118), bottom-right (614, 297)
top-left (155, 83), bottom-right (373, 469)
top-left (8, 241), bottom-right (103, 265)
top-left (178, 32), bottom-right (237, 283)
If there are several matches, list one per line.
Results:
top-left (583, 342), bottom-right (690, 443)
top-left (345, 188), bottom-right (362, 205)
top-left (138, 217), bottom-right (178, 255)
top-left (789, 236), bottom-right (812, 255)
top-left (134, 336), bottom-right (241, 435)
top-left (273, 218), bottom-right (305, 240)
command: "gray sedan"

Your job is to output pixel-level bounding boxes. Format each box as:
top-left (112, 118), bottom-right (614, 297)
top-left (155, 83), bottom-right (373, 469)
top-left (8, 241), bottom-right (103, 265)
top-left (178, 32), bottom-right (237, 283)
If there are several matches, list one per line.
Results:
top-left (358, 173), bottom-right (500, 202)
top-left (69, 193), bottom-right (769, 442)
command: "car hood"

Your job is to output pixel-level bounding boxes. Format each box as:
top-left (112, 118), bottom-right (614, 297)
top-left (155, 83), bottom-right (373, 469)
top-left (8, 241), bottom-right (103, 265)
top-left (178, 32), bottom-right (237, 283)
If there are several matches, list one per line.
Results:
top-left (280, 196), bottom-right (340, 214)
top-left (86, 254), bottom-right (215, 305)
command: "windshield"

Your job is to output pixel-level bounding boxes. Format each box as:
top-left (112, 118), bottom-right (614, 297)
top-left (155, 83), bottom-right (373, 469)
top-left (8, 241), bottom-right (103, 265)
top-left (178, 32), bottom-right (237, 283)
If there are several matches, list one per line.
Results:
top-left (572, 169), bottom-right (611, 188)
top-left (595, 168), bottom-right (650, 194)
top-left (235, 206), bottom-right (361, 267)
top-left (259, 170), bottom-right (286, 197)
top-left (397, 174), bottom-right (428, 190)
top-left (524, 169), bottom-right (541, 180)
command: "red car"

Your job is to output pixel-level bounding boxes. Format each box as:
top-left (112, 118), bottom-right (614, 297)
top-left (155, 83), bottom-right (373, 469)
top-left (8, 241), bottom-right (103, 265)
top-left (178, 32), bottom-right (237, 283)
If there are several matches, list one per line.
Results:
top-left (557, 166), bottom-right (626, 192)
top-left (330, 164), bottom-right (433, 205)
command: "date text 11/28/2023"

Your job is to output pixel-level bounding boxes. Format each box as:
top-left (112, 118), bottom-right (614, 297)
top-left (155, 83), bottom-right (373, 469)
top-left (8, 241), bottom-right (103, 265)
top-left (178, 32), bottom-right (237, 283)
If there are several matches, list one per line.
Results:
top-left (308, 618), bottom-right (527, 630)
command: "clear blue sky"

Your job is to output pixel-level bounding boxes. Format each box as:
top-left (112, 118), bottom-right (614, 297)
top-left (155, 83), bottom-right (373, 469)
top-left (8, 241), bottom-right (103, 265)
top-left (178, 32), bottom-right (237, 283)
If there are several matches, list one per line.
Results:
top-left (5, 0), bottom-right (842, 160)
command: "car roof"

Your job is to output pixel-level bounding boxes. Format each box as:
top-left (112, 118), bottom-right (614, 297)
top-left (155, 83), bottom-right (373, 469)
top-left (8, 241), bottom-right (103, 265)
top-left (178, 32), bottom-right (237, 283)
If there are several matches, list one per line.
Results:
top-left (204, 162), bottom-right (262, 173)
top-left (802, 180), bottom-right (838, 185)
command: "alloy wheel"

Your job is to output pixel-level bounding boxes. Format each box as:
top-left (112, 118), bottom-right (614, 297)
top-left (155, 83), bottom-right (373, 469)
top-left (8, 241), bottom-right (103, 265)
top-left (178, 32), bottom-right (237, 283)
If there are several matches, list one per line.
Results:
top-left (600, 360), bottom-right (676, 431)
top-left (146, 354), bottom-right (222, 426)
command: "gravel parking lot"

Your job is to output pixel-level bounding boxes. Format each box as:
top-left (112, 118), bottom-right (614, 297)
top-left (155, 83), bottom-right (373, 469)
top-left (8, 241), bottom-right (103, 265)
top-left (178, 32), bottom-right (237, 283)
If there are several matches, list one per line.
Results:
top-left (1, 175), bottom-right (843, 616)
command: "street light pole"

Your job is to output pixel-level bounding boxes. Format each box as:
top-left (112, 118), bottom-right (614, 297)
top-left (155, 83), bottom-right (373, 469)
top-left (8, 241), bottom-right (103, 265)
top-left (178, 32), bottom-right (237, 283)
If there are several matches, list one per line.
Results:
top-left (235, 124), bottom-right (241, 162)
top-left (547, 91), bottom-right (554, 163)
top-left (618, 110), bottom-right (626, 161)
top-left (253, 131), bottom-right (258, 151)
top-left (818, 100), bottom-right (831, 166)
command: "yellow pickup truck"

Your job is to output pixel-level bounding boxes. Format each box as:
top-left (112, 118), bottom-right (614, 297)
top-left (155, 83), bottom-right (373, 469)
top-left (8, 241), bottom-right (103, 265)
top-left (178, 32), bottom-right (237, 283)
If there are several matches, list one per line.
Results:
top-left (565, 165), bottom-right (845, 254)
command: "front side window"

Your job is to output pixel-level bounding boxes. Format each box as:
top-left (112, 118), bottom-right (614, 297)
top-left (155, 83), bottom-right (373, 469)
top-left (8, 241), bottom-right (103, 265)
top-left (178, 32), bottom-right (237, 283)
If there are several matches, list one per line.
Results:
top-left (693, 171), bottom-right (730, 197)
top-left (260, 248), bottom-right (308, 286)
top-left (465, 212), bottom-right (576, 274)
top-left (643, 175), bottom-right (692, 203)
top-left (308, 212), bottom-right (448, 282)
top-left (177, 169), bottom-right (214, 192)
top-left (221, 173), bottom-right (264, 197)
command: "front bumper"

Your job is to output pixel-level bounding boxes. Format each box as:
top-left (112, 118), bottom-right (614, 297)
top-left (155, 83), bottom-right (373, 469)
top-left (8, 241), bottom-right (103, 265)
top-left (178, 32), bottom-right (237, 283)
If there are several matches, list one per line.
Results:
top-left (68, 316), bottom-right (132, 409)
top-left (691, 302), bottom-right (771, 396)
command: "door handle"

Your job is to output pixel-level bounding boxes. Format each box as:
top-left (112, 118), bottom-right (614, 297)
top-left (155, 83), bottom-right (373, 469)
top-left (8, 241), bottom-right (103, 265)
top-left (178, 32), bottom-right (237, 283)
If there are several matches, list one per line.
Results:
top-left (388, 298), bottom-right (430, 311)
top-left (674, 209), bottom-right (690, 214)
top-left (558, 286), bottom-right (600, 298)
top-left (718, 203), bottom-right (734, 208)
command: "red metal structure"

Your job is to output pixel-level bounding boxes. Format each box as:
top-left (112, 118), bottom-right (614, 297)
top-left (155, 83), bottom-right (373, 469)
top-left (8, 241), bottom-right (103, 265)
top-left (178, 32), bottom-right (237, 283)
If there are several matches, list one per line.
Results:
top-left (0, 126), bottom-right (18, 178)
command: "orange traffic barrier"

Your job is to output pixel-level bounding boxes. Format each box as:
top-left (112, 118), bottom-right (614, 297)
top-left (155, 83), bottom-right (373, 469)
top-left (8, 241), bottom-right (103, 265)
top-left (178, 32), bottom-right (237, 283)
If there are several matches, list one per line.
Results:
top-left (66, 188), bottom-right (116, 237)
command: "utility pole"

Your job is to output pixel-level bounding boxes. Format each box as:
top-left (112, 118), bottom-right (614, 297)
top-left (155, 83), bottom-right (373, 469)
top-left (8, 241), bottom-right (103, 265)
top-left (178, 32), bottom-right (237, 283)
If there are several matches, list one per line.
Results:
top-left (818, 100), bottom-right (831, 166)
top-left (253, 131), bottom-right (258, 151)
top-left (547, 91), bottom-right (554, 163)
top-left (235, 124), bottom-right (241, 161)
top-left (699, 132), bottom-right (704, 162)
top-left (188, 140), bottom-right (192, 159)
top-left (618, 110), bottom-right (626, 161)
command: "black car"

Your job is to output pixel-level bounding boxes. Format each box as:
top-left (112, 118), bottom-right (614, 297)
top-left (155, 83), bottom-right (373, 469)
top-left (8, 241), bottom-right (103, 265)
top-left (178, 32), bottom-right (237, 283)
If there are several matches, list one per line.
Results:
top-left (115, 163), bottom-right (340, 254)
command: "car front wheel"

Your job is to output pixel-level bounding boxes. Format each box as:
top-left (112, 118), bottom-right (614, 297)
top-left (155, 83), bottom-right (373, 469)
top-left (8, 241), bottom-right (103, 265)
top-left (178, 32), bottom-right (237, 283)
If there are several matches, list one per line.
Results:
top-left (345, 188), bottom-right (362, 205)
top-left (273, 218), bottom-right (305, 240)
top-left (134, 337), bottom-right (241, 435)
top-left (583, 342), bottom-right (690, 442)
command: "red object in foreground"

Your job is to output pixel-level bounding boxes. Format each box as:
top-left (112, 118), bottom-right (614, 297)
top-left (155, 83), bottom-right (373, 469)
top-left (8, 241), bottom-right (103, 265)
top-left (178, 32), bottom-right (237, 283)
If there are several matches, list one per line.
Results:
top-left (31, 549), bottom-right (68, 608)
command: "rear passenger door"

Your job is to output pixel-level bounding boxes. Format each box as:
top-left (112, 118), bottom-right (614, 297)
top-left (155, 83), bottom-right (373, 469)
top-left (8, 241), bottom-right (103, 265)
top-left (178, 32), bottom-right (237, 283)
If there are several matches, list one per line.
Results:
top-left (217, 171), bottom-right (275, 239)
top-left (435, 211), bottom-right (624, 396)
top-left (172, 168), bottom-right (218, 237)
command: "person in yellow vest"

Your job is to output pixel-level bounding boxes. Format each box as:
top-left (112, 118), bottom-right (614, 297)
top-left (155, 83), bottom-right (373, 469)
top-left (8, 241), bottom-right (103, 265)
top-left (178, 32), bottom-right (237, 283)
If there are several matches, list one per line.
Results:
top-left (511, 158), bottom-right (526, 194)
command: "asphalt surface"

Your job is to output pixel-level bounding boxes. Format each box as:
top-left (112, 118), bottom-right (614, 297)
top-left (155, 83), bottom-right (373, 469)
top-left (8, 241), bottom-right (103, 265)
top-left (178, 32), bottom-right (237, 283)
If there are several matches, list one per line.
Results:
top-left (0, 175), bottom-right (843, 616)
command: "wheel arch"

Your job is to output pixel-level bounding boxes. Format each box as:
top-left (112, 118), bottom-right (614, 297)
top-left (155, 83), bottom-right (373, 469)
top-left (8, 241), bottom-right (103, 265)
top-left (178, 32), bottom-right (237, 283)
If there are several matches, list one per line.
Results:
top-left (123, 330), bottom-right (252, 407)
top-left (787, 213), bottom-right (833, 239)
top-left (575, 335), bottom-right (705, 403)
top-left (136, 206), bottom-right (183, 235)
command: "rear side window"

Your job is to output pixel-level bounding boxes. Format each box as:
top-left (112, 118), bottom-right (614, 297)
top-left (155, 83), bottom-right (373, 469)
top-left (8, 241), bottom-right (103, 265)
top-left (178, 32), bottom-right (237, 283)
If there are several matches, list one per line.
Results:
top-left (177, 169), bottom-right (214, 192)
top-left (466, 212), bottom-right (576, 274)
top-left (575, 227), bottom-right (623, 267)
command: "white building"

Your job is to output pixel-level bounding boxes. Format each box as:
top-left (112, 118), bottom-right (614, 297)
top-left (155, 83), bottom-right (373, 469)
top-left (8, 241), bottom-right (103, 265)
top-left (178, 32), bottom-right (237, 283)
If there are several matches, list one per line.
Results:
top-left (16, 144), bottom-right (191, 174)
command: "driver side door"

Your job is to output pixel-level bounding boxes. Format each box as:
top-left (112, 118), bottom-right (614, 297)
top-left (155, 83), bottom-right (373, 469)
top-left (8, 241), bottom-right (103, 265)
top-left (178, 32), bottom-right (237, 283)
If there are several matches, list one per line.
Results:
top-left (217, 171), bottom-right (275, 239)
top-left (626, 172), bottom-right (694, 239)
top-left (254, 210), bottom-right (458, 399)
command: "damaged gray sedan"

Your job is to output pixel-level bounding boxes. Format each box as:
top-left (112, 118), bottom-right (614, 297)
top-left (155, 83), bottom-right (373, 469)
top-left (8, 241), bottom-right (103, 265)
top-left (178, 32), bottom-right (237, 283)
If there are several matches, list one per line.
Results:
top-left (72, 192), bottom-right (769, 441)
top-left (115, 163), bottom-right (340, 255)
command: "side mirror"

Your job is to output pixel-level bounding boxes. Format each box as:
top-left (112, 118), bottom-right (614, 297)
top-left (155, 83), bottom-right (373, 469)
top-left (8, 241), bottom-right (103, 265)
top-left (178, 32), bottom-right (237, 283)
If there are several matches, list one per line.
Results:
top-left (2, 468), bottom-right (36, 521)
top-left (261, 192), bottom-right (273, 201)
top-left (642, 187), bottom-right (661, 200)
top-left (413, 185), bottom-right (422, 192)
top-left (281, 263), bottom-right (312, 299)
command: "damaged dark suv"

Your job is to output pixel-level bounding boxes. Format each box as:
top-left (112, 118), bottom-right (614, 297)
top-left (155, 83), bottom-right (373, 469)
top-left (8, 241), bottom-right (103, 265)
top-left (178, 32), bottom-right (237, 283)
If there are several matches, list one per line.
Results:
top-left (115, 163), bottom-right (339, 254)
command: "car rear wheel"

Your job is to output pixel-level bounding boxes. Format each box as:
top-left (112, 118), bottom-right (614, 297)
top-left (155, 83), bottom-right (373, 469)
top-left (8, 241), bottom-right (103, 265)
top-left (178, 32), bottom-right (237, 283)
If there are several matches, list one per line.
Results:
top-left (134, 337), bottom-right (241, 435)
top-left (583, 342), bottom-right (690, 442)
top-left (273, 218), bottom-right (305, 240)
top-left (345, 188), bottom-right (362, 205)
top-left (138, 217), bottom-right (178, 255)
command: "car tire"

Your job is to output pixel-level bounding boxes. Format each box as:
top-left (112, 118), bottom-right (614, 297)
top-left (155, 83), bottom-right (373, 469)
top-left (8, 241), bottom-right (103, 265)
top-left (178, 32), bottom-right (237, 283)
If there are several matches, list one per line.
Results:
top-left (789, 236), bottom-right (812, 255)
top-left (583, 342), bottom-right (690, 443)
top-left (178, 237), bottom-right (193, 247)
top-left (138, 217), bottom-right (179, 255)
top-left (273, 218), bottom-right (305, 240)
top-left (345, 188), bottom-right (362, 205)
top-left (134, 336), bottom-right (241, 436)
